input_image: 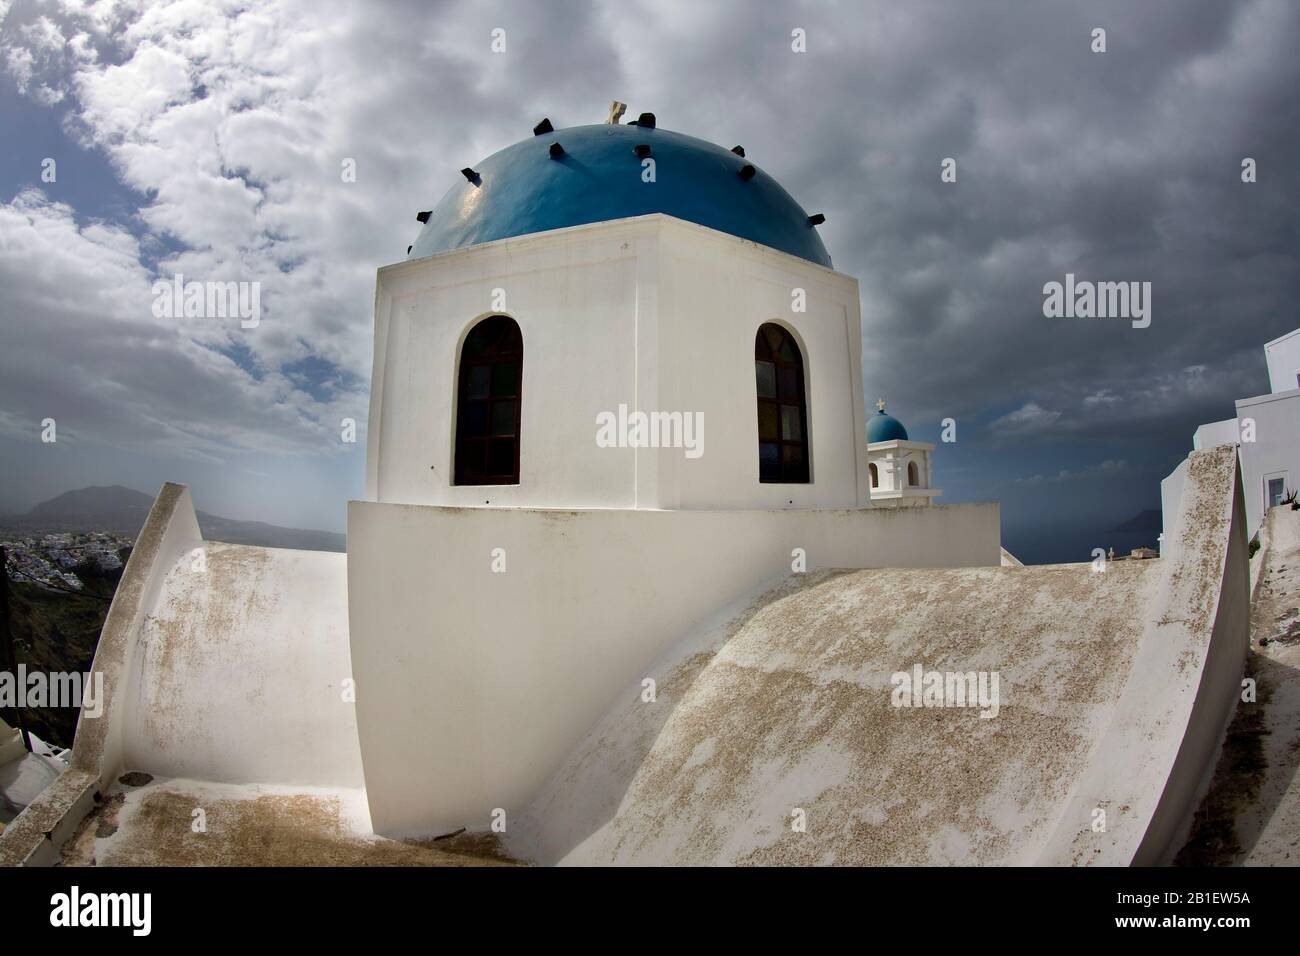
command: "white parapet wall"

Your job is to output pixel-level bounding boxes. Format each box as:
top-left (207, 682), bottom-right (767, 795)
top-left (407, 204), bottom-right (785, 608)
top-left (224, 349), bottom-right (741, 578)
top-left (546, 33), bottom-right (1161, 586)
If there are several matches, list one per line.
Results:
top-left (1160, 457), bottom-right (1189, 559)
top-left (1039, 443), bottom-right (1251, 865)
top-left (121, 542), bottom-right (364, 788)
top-left (347, 500), bottom-right (1000, 837)
top-left (1, 483), bottom-right (367, 866)
top-left (71, 483), bottom-right (203, 793)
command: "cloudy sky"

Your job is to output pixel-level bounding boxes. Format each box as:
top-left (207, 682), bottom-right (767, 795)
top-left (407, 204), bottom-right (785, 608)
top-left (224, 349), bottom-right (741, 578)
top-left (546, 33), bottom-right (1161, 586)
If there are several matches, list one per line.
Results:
top-left (0, 0), bottom-right (1296, 562)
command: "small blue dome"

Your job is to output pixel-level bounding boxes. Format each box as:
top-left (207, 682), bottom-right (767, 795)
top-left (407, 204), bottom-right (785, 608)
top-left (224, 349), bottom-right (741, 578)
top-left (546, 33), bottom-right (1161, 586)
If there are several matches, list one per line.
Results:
top-left (868, 409), bottom-right (908, 443)
top-left (409, 123), bottom-right (832, 267)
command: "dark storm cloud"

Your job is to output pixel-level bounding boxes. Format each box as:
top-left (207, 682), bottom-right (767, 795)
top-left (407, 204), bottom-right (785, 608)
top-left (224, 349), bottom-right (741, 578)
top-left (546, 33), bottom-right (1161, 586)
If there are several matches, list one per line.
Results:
top-left (1, 0), bottom-right (1296, 547)
top-left (744, 0), bottom-right (1300, 448)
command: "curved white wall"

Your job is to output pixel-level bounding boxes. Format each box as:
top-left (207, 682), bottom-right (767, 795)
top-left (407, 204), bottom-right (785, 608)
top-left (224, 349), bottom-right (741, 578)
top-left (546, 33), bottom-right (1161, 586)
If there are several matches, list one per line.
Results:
top-left (122, 540), bottom-right (364, 788)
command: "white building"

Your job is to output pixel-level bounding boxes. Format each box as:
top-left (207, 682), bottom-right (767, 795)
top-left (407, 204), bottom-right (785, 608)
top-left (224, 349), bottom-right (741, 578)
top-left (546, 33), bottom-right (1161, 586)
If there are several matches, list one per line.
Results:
top-left (1187, 327), bottom-right (1300, 535)
top-left (350, 114), bottom-right (998, 835)
top-left (1264, 327), bottom-right (1300, 393)
top-left (866, 399), bottom-right (940, 508)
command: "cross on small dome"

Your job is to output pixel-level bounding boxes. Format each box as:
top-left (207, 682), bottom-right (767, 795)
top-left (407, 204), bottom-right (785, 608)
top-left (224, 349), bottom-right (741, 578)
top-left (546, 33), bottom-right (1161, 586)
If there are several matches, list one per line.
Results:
top-left (875, 398), bottom-right (887, 412)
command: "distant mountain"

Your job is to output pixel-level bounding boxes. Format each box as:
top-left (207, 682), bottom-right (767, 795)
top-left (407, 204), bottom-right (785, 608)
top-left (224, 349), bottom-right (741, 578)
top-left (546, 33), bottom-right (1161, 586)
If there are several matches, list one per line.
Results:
top-left (1110, 509), bottom-right (1163, 533)
top-left (1, 485), bottom-right (345, 552)
top-left (24, 486), bottom-right (155, 531)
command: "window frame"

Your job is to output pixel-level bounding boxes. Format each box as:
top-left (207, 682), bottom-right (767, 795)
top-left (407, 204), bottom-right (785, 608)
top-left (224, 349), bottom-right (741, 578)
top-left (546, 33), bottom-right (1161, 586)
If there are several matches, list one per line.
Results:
top-left (754, 322), bottom-right (811, 484)
top-left (1266, 475), bottom-right (1287, 509)
top-left (454, 316), bottom-right (523, 486)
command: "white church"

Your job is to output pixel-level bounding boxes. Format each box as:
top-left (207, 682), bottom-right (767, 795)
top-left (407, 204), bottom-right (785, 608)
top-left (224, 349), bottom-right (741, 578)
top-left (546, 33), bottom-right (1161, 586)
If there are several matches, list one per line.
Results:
top-left (0, 109), bottom-right (1257, 867)
top-left (356, 108), bottom-right (966, 836)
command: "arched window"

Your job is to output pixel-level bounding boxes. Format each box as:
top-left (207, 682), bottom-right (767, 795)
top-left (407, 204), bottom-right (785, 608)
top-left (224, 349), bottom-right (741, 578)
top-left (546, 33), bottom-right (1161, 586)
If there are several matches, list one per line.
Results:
top-left (907, 461), bottom-right (919, 487)
top-left (455, 316), bottom-right (522, 485)
top-left (755, 323), bottom-right (809, 483)
top-left (869, 463), bottom-right (879, 488)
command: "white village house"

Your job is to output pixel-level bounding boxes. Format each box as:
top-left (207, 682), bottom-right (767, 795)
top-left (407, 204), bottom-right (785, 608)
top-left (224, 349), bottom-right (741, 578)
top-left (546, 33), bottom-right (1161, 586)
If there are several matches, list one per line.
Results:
top-left (1172, 327), bottom-right (1300, 538)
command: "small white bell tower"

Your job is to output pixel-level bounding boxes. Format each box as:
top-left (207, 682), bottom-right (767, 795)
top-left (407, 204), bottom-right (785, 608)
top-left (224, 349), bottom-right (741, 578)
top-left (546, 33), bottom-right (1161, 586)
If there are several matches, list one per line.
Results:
top-left (866, 399), bottom-right (941, 508)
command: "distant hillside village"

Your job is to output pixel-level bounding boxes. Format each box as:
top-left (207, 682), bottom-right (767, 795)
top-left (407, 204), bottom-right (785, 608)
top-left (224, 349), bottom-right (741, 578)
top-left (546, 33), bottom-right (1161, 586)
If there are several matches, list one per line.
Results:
top-left (1, 534), bottom-right (124, 750)
top-left (3, 532), bottom-right (130, 595)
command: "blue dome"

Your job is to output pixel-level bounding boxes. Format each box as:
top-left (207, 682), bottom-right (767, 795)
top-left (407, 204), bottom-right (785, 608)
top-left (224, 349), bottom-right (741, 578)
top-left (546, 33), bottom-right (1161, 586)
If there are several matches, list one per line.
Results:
top-left (408, 123), bottom-right (832, 267)
top-left (868, 409), bottom-right (908, 443)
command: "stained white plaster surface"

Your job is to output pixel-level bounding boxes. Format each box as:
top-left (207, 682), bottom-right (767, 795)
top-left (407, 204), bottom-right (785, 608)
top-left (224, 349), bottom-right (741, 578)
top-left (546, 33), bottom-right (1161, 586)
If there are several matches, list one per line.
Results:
top-left (499, 447), bottom-right (1248, 865)
top-left (122, 540), bottom-right (363, 788)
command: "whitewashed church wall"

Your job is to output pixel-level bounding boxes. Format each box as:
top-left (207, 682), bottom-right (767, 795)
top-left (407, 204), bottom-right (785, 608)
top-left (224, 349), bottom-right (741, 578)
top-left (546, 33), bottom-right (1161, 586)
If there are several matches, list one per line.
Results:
top-left (367, 215), bottom-right (869, 512)
top-left (649, 218), bottom-right (867, 509)
top-left (346, 498), bottom-right (999, 837)
top-left (368, 219), bottom-right (647, 509)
